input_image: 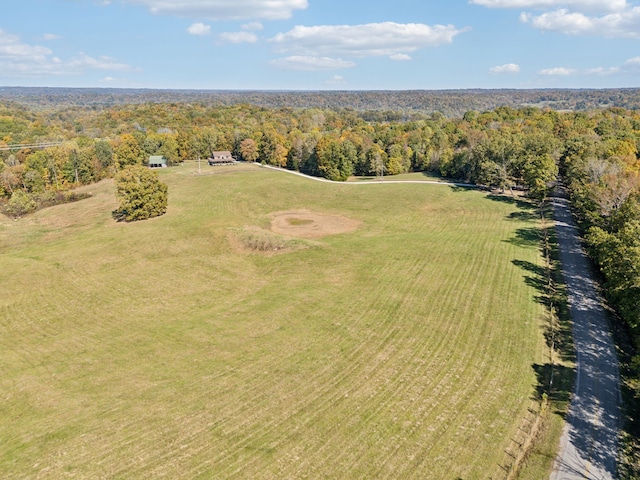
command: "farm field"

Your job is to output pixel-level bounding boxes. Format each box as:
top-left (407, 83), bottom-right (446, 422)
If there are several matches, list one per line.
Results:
top-left (1, 163), bottom-right (554, 478)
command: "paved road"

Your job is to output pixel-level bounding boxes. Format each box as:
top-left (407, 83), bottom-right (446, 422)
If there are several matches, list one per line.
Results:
top-left (550, 186), bottom-right (620, 480)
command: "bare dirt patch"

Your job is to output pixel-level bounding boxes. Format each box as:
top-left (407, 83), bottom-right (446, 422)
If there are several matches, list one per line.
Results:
top-left (269, 209), bottom-right (361, 239)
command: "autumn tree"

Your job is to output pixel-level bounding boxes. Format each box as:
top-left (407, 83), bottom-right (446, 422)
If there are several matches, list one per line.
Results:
top-left (386, 143), bottom-right (412, 176)
top-left (196, 127), bottom-right (218, 158)
top-left (587, 213), bottom-right (640, 336)
top-left (239, 138), bottom-right (259, 162)
top-left (95, 140), bottom-right (114, 171)
top-left (112, 165), bottom-right (168, 222)
top-left (24, 150), bottom-right (51, 190)
top-left (367, 144), bottom-right (386, 178)
top-left (519, 133), bottom-right (559, 199)
top-left (315, 136), bottom-right (354, 181)
top-left (286, 130), bottom-right (307, 171)
top-left (259, 128), bottom-right (289, 166)
top-left (0, 167), bottom-right (20, 196)
top-left (115, 134), bottom-right (146, 169)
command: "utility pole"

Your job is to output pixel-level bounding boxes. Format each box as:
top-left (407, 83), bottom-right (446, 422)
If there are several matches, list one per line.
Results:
top-left (198, 156), bottom-right (201, 175)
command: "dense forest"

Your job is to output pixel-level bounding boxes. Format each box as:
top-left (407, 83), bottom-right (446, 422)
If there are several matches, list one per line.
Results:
top-left (0, 100), bottom-right (565, 193)
top-left (2, 92), bottom-right (640, 460)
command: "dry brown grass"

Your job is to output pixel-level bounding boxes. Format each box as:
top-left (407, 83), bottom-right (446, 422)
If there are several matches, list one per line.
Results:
top-left (230, 226), bottom-right (311, 255)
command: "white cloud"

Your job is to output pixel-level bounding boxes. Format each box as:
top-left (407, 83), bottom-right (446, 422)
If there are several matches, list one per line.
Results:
top-left (0, 29), bottom-right (138, 77)
top-left (271, 22), bottom-right (465, 59)
top-left (187, 22), bottom-right (211, 35)
top-left (218, 31), bottom-right (258, 44)
top-left (0, 29), bottom-right (52, 60)
top-left (622, 56), bottom-right (640, 71)
top-left (474, 0), bottom-right (640, 37)
top-left (519, 12), bottom-right (532, 21)
top-left (537, 56), bottom-right (640, 76)
top-left (269, 55), bottom-right (356, 71)
top-left (490, 63), bottom-right (521, 74)
top-left (390, 53), bottom-right (412, 61)
top-left (42, 33), bottom-right (62, 41)
top-left (67, 53), bottom-right (137, 71)
top-left (470, 0), bottom-right (628, 13)
top-left (123, 0), bottom-right (308, 20)
top-left (538, 67), bottom-right (578, 75)
top-left (521, 7), bottom-right (640, 37)
top-left (586, 66), bottom-right (620, 75)
top-left (242, 22), bottom-right (263, 31)
top-left (325, 75), bottom-right (347, 85)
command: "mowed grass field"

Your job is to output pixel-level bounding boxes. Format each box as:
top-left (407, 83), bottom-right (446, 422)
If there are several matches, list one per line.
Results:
top-left (1, 164), bottom-right (551, 479)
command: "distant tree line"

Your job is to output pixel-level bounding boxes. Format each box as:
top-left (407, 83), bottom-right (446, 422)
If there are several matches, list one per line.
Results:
top-left (2, 87), bottom-right (640, 117)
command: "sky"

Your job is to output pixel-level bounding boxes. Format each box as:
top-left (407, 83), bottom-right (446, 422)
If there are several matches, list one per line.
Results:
top-left (1, 0), bottom-right (640, 90)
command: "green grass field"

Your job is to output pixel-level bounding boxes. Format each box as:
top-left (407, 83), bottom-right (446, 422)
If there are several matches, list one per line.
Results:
top-left (0, 164), bottom-right (555, 478)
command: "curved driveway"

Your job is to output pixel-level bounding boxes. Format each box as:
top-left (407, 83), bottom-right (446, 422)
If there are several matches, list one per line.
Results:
top-left (550, 186), bottom-right (620, 480)
top-left (257, 163), bottom-right (477, 187)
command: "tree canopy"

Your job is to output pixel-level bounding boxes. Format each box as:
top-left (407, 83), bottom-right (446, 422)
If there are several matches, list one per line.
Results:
top-left (112, 165), bottom-right (168, 222)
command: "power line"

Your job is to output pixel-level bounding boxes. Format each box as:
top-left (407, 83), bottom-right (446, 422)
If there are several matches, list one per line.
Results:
top-left (0, 142), bottom-right (64, 151)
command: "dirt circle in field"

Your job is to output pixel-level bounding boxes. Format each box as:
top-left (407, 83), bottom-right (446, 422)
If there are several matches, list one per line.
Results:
top-left (269, 209), bottom-right (360, 239)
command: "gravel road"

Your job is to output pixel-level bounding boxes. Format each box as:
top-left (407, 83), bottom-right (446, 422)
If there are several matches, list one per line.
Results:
top-left (550, 186), bottom-right (620, 480)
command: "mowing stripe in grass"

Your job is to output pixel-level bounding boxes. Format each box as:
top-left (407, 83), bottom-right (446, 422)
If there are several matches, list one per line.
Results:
top-left (0, 165), bottom-right (549, 479)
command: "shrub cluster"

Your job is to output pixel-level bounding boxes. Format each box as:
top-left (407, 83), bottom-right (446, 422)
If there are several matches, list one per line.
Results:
top-left (0, 190), bottom-right (91, 218)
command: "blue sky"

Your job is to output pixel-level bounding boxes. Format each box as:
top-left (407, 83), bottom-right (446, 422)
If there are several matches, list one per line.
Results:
top-left (1, 0), bottom-right (640, 90)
